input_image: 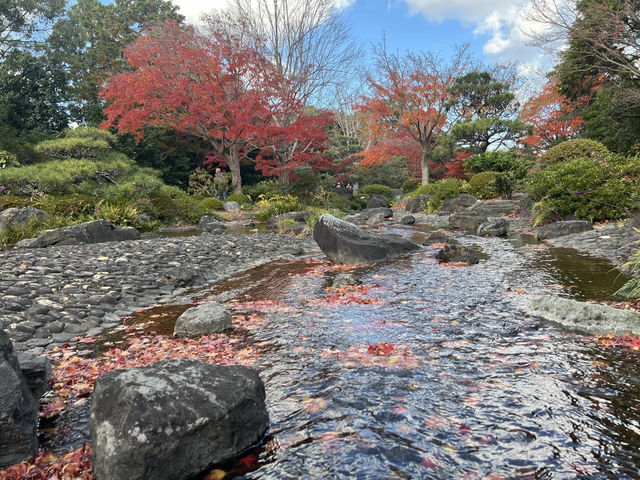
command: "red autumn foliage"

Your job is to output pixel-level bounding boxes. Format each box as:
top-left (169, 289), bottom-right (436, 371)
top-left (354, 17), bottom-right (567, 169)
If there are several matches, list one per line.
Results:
top-left (0, 445), bottom-right (93, 480)
top-left (519, 78), bottom-right (585, 153)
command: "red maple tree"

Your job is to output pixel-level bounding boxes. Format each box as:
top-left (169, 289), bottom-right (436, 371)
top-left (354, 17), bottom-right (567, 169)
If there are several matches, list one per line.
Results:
top-left (358, 44), bottom-right (471, 184)
top-left (100, 21), bottom-right (274, 193)
top-left (519, 78), bottom-right (585, 153)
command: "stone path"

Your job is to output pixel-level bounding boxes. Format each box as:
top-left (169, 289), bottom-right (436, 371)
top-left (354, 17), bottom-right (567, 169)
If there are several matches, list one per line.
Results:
top-left (0, 233), bottom-right (317, 354)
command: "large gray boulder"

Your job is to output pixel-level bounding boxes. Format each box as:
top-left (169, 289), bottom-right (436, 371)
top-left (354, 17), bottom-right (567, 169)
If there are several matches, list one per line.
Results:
top-left (198, 215), bottom-right (227, 234)
top-left (0, 207), bottom-right (46, 232)
top-left (313, 214), bottom-right (419, 264)
top-left (477, 217), bottom-right (509, 237)
top-left (528, 295), bottom-right (640, 335)
top-left (467, 200), bottom-right (519, 217)
top-left (534, 220), bottom-right (594, 240)
top-left (439, 194), bottom-right (478, 214)
top-left (223, 201), bottom-right (241, 212)
top-left (91, 360), bottom-right (269, 480)
top-left (173, 303), bottom-right (232, 337)
top-left (449, 214), bottom-right (487, 232)
top-left (0, 329), bottom-right (38, 469)
top-left (405, 195), bottom-right (429, 213)
top-left (16, 219), bottom-right (140, 248)
top-left (366, 194), bottom-right (390, 209)
top-left (16, 351), bottom-right (52, 399)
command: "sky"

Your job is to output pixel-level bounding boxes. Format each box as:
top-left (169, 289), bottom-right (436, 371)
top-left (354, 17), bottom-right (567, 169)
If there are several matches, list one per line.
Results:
top-left (171, 0), bottom-right (556, 85)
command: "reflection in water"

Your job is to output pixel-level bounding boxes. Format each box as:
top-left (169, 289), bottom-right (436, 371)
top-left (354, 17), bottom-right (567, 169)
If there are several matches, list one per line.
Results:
top-left (41, 230), bottom-right (640, 479)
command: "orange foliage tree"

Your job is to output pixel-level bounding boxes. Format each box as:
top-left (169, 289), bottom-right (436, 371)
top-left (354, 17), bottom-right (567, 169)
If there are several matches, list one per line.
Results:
top-left (358, 43), bottom-right (471, 185)
top-left (519, 78), bottom-right (585, 153)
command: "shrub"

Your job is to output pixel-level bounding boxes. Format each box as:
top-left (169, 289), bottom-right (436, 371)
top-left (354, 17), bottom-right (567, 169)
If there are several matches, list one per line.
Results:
top-left (100, 169), bottom-right (165, 204)
top-left (173, 195), bottom-right (208, 224)
top-left (401, 178), bottom-right (421, 194)
top-left (244, 179), bottom-right (289, 201)
top-left (0, 150), bottom-right (20, 169)
top-left (525, 156), bottom-right (640, 223)
top-left (226, 193), bottom-right (253, 208)
top-left (254, 194), bottom-right (301, 221)
top-left (95, 201), bottom-right (139, 227)
top-left (464, 151), bottom-right (529, 178)
top-left (0, 196), bottom-right (29, 210)
top-left (468, 172), bottom-right (499, 199)
top-left (411, 178), bottom-right (467, 212)
top-left (0, 215), bottom-right (89, 247)
top-left (32, 194), bottom-right (96, 218)
top-left (201, 197), bottom-right (224, 211)
top-left (304, 207), bottom-right (346, 229)
top-left (538, 138), bottom-right (609, 169)
top-left (0, 159), bottom-right (99, 195)
top-left (493, 172), bottom-right (516, 198)
top-left (277, 218), bottom-right (301, 234)
top-left (359, 184), bottom-right (393, 198)
top-left (66, 127), bottom-right (116, 145)
top-left (35, 137), bottom-right (110, 160)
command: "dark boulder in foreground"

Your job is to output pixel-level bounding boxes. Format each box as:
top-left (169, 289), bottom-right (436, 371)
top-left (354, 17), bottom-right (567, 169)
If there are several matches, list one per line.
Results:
top-left (534, 220), bottom-right (593, 240)
top-left (435, 244), bottom-right (479, 264)
top-left (91, 359), bottom-right (269, 480)
top-left (17, 219), bottom-right (139, 248)
top-left (313, 214), bottom-right (419, 264)
top-left (0, 329), bottom-right (38, 469)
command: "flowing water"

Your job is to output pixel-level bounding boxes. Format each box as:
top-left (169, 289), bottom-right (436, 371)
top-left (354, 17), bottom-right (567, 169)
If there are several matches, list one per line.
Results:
top-left (41, 227), bottom-right (640, 479)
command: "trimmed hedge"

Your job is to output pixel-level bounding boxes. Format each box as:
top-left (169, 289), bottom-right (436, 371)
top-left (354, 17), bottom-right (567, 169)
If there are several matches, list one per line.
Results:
top-left (537, 139), bottom-right (609, 170)
top-left (468, 172), bottom-right (499, 199)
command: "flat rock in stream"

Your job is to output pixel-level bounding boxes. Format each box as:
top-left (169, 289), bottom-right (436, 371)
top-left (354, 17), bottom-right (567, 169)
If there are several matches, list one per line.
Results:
top-left (534, 220), bottom-right (594, 240)
top-left (90, 359), bottom-right (268, 480)
top-left (528, 295), bottom-right (640, 335)
top-left (313, 214), bottom-right (419, 264)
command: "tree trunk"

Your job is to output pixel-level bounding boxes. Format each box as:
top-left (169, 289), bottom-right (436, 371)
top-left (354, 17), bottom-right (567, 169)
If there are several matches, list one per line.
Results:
top-left (279, 168), bottom-right (290, 185)
top-left (421, 146), bottom-right (430, 185)
top-left (227, 145), bottom-right (243, 194)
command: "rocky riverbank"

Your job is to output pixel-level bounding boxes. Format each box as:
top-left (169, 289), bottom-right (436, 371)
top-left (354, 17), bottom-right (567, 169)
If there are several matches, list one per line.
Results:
top-left (0, 232), bottom-right (317, 354)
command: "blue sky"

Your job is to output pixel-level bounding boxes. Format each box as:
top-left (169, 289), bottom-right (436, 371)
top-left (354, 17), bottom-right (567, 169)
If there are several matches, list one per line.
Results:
top-left (173, 0), bottom-right (552, 84)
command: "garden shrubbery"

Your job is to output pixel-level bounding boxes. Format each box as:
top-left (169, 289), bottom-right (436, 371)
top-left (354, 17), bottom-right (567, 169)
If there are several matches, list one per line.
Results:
top-left (401, 178), bottom-right (421, 194)
top-left (412, 178), bottom-right (467, 212)
top-left (537, 138), bottom-right (609, 170)
top-left (359, 184), bottom-right (393, 199)
top-left (526, 155), bottom-right (640, 223)
top-left (468, 171), bottom-right (499, 199)
top-left (254, 194), bottom-right (301, 221)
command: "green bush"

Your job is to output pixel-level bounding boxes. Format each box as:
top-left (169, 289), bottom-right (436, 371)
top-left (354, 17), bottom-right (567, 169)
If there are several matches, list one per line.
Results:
top-left (201, 197), bottom-right (224, 211)
top-left (304, 207), bottom-right (346, 229)
top-left (526, 156), bottom-right (640, 223)
top-left (244, 179), bottom-right (289, 201)
top-left (0, 215), bottom-right (89, 247)
top-left (254, 194), bottom-right (301, 221)
top-left (0, 159), bottom-right (99, 195)
top-left (468, 172), bottom-right (499, 199)
top-left (464, 151), bottom-right (529, 178)
top-left (493, 172), bottom-right (516, 198)
top-left (101, 169), bottom-right (165, 204)
top-left (359, 184), bottom-right (393, 198)
top-left (32, 194), bottom-right (96, 218)
top-left (0, 150), bottom-right (20, 169)
top-left (66, 127), bottom-right (116, 145)
top-left (538, 138), bottom-right (609, 169)
top-left (226, 193), bottom-right (253, 208)
top-left (173, 195), bottom-right (208, 224)
top-left (95, 201), bottom-right (139, 227)
top-left (35, 137), bottom-right (110, 160)
top-left (411, 178), bottom-right (467, 212)
top-left (401, 178), bottom-right (421, 194)
top-left (0, 196), bottom-right (29, 209)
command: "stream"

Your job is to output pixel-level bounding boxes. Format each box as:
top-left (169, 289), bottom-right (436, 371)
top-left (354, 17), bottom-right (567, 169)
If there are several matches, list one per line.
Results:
top-left (40, 226), bottom-right (640, 479)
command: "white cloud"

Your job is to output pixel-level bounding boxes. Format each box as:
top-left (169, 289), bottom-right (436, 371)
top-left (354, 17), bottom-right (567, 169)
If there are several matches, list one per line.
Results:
top-left (401, 0), bottom-right (556, 81)
top-left (172, 0), bottom-right (355, 25)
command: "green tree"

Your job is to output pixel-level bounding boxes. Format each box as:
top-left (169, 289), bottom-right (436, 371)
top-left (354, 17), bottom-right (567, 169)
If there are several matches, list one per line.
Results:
top-left (448, 71), bottom-right (530, 154)
top-left (0, 0), bottom-right (64, 59)
top-left (48, 0), bottom-right (183, 124)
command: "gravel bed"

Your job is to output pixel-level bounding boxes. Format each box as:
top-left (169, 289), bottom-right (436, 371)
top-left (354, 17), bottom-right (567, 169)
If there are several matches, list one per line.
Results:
top-left (0, 233), bottom-right (318, 353)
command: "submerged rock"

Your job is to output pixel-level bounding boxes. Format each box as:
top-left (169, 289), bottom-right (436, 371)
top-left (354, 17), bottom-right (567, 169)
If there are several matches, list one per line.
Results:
top-left (174, 303), bottom-right (232, 337)
top-left (435, 244), bottom-right (479, 264)
top-left (0, 329), bottom-right (38, 469)
top-left (16, 219), bottom-right (139, 248)
top-left (527, 295), bottom-right (640, 335)
top-left (90, 360), bottom-right (268, 480)
top-left (313, 214), bottom-right (419, 264)
top-left (534, 220), bottom-right (594, 240)
top-left (331, 273), bottom-right (361, 289)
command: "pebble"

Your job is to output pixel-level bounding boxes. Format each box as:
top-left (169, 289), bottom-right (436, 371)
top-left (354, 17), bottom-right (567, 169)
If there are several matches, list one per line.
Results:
top-left (0, 233), bottom-right (317, 348)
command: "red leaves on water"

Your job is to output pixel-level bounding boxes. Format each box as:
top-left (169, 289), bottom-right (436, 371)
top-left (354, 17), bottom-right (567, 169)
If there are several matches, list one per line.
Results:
top-left (594, 333), bottom-right (640, 351)
top-left (0, 445), bottom-right (93, 480)
top-left (229, 299), bottom-right (293, 313)
top-left (43, 334), bottom-right (257, 419)
top-left (310, 286), bottom-right (383, 307)
top-left (290, 259), bottom-right (366, 278)
top-left (367, 342), bottom-right (396, 356)
top-left (236, 454), bottom-right (258, 469)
